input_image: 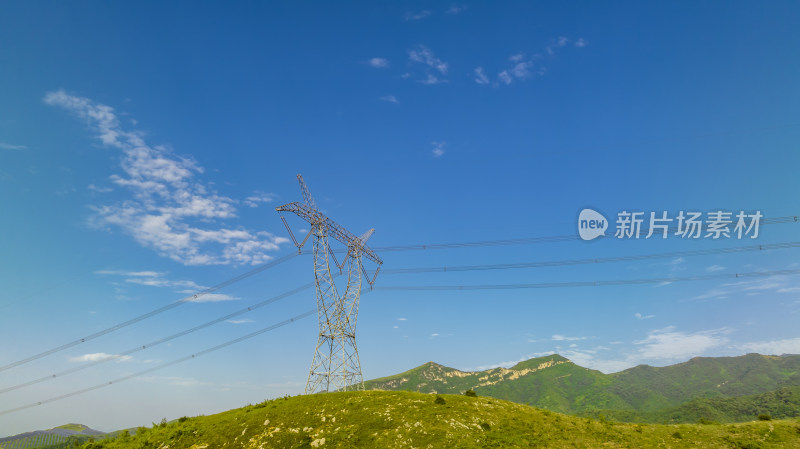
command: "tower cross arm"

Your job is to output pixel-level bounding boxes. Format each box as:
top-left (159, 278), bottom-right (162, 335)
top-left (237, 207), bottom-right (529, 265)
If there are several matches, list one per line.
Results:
top-left (276, 202), bottom-right (383, 265)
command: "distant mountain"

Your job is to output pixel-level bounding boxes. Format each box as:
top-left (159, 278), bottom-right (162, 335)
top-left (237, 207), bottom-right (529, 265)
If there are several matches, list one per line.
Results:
top-left (364, 353), bottom-right (800, 423)
top-left (0, 423), bottom-right (105, 449)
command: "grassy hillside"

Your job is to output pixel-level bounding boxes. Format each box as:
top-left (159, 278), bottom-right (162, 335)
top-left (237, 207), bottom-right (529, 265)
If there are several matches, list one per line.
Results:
top-left (71, 391), bottom-right (800, 449)
top-left (365, 353), bottom-right (800, 423)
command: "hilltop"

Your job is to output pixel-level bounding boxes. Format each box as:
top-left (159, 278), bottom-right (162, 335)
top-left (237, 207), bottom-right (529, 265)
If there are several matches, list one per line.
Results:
top-left (364, 353), bottom-right (800, 423)
top-left (58, 391), bottom-right (800, 449)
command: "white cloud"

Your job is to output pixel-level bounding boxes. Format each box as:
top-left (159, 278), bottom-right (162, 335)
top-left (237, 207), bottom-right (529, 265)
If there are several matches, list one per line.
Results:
top-left (706, 264), bottom-right (726, 272)
top-left (419, 74), bottom-right (446, 85)
top-left (405, 10), bottom-right (432, 20)
top-left (474, 351), bottom-right (556, 370)
top-left (186, 293), bottom-right (238, 302)
top-left (738, 337), bottom-right (800, 355)
top-left (88, 183), bottom-right (113, 193)
top-left (508, 53), bottom-right (525, 62)
top-left (574, 38), bottom-right (587, 48)
top-left (635, 312), bottom-right (655, 320)
top-left (430, 333), bottom-right (440, 337)
top-left (408, 46), bottom-right (448, 74)
top-left (445, 5), bottom-right (467, 14)
top-left (227, 319), bottom-right (254, 324)
top-left (367, 58), bottom-right (390, 68)
top-left (69, 353), bottom-right (132, 363)
top-left (498, 70), bottom-right (512, 85)
top-left (393, 325), bottom-right (399, 329)
top-left (243, 192), bottom-right (276, 208)
top-left (474, 67), bottom-right (489, 85)
top-left (397, 317), bottom-right (407, 321)
top-left (431, 141), bottom-right (446, 158)
top-left (0, 142), bottom-right (27, 150)
top-left (633, 326), bottom-right (729, 361)
top-left (379, 95), bottom-right (399, 104)
top-left (45, 90), bottom-right (287, 265)
top-left (552, 334), bottom-right (587, 341)
top-left (695, 275), bottom-right (800, 300)
top-left (95, 269), bottom-right (230, 299)
top-left (510, 61), bottom-right (533, 78)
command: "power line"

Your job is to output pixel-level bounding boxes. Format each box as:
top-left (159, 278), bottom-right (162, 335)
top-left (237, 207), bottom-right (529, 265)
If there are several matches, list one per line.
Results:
top-left (377, 268), bottom-right (800, 292)
top-left (0, 253), bottom-right (298, 374)
top-left (0, 309), bottom-right (318, 417)
top-left (381, 241), bottom-right (800, 274)
top-left (367, 215), bottom-right (799, 252)
top-left (0, 282), bottom-right (315, 395)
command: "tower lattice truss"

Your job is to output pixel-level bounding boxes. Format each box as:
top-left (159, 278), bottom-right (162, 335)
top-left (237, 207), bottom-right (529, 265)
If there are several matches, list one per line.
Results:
top-left (276, 175), bottom-right (382, 393)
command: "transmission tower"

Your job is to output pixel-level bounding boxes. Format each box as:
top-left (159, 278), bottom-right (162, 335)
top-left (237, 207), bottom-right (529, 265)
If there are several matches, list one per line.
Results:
top-left (276, 175), bottom-right (382, 393)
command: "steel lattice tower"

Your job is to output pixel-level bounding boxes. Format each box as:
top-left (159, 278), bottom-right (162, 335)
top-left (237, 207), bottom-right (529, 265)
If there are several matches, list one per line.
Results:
top-left (276, 175), bottom-right (382, 393)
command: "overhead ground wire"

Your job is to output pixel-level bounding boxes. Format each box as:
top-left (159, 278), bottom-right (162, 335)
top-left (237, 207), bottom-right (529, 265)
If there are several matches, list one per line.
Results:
top-left (0, 253), bottom-right (298, 374)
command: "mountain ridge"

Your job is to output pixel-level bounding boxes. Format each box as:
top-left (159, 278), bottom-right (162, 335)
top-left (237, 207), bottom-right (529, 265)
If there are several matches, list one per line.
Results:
top-left (364, 353), bottom-right (800, 423)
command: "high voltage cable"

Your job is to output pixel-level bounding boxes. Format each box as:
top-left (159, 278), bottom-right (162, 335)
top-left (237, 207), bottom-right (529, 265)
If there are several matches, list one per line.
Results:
top-left (377, 268), bottom-right (800, 291)
top-left (368, 215), bottom-right (799, 252)
top-left (0, 309), bottom-right (318, 417)
top-left (381, 241), bottom-right (800, 274)
top-left (0, 282), bottom-right (315, 395)
top-left (6, 240), bottom-right (797, 394)
top-left (5, 265), bottom-right (798, 415)
top-left (0, 253), bottom-right (298, 374)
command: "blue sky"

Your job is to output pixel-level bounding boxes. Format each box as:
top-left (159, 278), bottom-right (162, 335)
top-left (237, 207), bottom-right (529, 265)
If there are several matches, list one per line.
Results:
top-left (2, 0), bottom-right (800, 436)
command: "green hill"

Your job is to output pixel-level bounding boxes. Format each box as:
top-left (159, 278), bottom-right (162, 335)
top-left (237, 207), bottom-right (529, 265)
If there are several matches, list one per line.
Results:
top-left (0, 424), bottom-right (104, 449)
top-left (59, 391), bottom-right (800, 449)
top-left (364, 353), bottom-right (800, 423)
top-left (597, 386), bottom-right (800, 424)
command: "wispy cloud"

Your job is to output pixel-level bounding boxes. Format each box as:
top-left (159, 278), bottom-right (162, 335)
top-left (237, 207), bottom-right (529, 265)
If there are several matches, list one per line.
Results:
top-left (482, 38), bottom-right (585, 87)
top-left (96, 269), bottom-right (203, 290)
top-left (635, 312), bottom-right (655, 320)
top-left (397, 317), bottom-right (407, 321)
top-left (409, 47), bottom-right (448, 73)
top-left (419, 74), bottom-right (447, 85)
top-left (70, 353), bottom-right (132, 363)
top-left (404, 10), bottom-right (432, 21)
top-left (379, 95), bottom-right (399, 104)
top-left (227, 318), bottom-right (255, 324)
top-left (706, 264), bottom-right (726, 272)
top-left (367, 57), bottom-right (390, 68)
top-left (187, 293), bottom-right (238, 303)
top-left (431, 141), bottom-right (446, 158)
top-left (633, 326), bottom-right (730, 361)
top-left (88, 183), bottom-right (113, 193)
top-left (445, 5), bottom-right (467, 14)
top-left (552, 334), bottom-right (587, 341)
top-left (497, 70), bottom-right (512, 85)
top-left (95, 269), bottom-right (238, 302)
top-left (408, 46), bottom-right (448, 84)
top-left (430, 333), bottom-right (440, 338)
top-left (474, 351), bottom-right (556, 371)
top-left (243, 191), bottom-right (276, 208)
top-left (474, 67), bottom-right (489, 85)
top-left (695, 275), bottom-right (800, 300)
top-left (738, 337), bottom-right (800, 355)
top-left (0, 142), bottom-right (27, 150)
top-left (45, 90), bottom-right (288, 266)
